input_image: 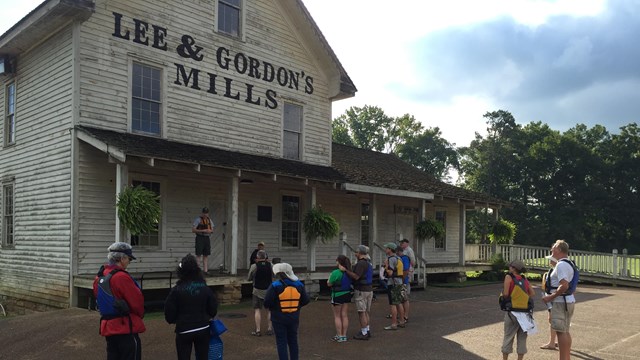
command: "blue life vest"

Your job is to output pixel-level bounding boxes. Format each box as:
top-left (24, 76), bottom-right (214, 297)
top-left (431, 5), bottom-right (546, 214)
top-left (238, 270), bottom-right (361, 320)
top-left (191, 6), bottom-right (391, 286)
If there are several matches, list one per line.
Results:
top-left (362, 261), bottom-right (373, 285)
top-left (546, 258), bottom-right (579, 295)
top-left (400, 254), bottom-right (411, 284)
top-left (334, 272), bottom-right (352, 292)
top-left (96, 267), bottom-right (138, 320)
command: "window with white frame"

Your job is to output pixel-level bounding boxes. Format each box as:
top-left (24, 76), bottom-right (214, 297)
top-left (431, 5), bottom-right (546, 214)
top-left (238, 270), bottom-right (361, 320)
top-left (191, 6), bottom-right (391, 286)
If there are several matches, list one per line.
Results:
top-left (435, 210), bottom-right (446, 249)
top-left (281, 195), bottom-right (300, 248)
top-left (132, 63), bottom-right (162, 135)
top-left (5, 81), bottom-right (16, 145)
top-left (130, 178), bottom-right (161, 247)
top-left (2, 183), bottom-right (14, 247)
top-left (361, 202), bottom-right (370, 246)
top-left (218, 0), bottom-right (242, 37)
top-left (283, 102), bottom-right (302, 160)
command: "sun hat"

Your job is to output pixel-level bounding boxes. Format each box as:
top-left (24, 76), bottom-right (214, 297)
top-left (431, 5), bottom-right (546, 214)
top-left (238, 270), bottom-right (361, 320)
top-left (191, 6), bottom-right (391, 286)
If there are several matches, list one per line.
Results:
top-left (272, 262), bottom-right (298, 281)
top-left (509, 259), bottom-right (526, 272)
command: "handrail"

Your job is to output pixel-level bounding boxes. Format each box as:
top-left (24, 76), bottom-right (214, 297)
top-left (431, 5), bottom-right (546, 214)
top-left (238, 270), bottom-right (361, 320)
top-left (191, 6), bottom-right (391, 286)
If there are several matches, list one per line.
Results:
top-left (415, 254), bottom-right (428, 289)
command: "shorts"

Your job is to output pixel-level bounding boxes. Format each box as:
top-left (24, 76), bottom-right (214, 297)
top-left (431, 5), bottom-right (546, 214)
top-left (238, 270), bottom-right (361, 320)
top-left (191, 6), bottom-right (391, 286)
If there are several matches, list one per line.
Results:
top-left (550, 301), bottom-right (575, 333)
top-left (387, 284), bottom-right (405, 305)
top-left (252, 295), bottom-right (266, 309)
top-left (353, 290), bottom-right (373, 312)
top-left (331, 292), bottom-right (352, 305)
top-left (195, 236), bottom-right (211, 256)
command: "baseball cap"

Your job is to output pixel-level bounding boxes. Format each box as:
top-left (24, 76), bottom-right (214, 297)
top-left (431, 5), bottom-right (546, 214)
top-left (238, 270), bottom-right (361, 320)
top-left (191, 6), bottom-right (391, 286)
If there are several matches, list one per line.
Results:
top-left (545, 255), bottom-right (558, 263)
top-left (384, 242), bottom-right (397, 251)
top-left (272, 262), bottom-right (298, 281)
top-left (509, 259), bottom-right (526, 272)
top-left (110, 248), bottom-right (137, 260)
top-left (202, 207), bottom-right (210, 213)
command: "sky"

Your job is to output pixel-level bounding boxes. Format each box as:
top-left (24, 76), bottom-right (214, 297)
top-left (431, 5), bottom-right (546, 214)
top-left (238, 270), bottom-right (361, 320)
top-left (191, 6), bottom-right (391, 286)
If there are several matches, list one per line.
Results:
top-left (2, 0), bottom-right (639, 147)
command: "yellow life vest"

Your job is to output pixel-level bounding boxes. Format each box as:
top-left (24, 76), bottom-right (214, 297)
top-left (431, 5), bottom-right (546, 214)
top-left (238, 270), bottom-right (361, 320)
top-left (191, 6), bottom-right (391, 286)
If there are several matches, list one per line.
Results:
top-left (278, 284), bottom-right (301, 313)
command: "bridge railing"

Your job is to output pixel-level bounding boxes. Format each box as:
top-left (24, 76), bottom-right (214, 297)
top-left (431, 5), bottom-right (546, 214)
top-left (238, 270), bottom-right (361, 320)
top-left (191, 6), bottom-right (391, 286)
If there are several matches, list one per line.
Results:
top-left (465, 244), bottom-right (640, 281)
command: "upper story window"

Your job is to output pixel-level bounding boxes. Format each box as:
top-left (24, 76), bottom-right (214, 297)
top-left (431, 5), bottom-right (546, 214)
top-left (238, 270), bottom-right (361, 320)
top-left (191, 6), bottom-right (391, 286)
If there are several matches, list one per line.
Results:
top-left (218, 0), bottom-right (242, 37)
top-left (5, 81), bottom-right (16, 145)
top-left (2, 182), bottom-right (14, 247)
top-left (435, 210), bottom-right (447, 250)
top-left (130, 178), bottom-right (162, 248)
top-left (283, 102), bottom-right (302, 160)
top-left (281, 195), bottom-right (300, 248)
top-left (132, 63), bottom-right (161, 136)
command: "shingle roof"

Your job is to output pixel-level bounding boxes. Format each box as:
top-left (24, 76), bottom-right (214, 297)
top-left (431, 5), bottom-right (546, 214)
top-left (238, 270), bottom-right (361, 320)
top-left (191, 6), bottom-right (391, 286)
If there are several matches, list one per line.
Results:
top-left (76, 126), bottom-right (346, 183)
top-left (331, 143), bottom-right (508, 206)
top-left (77, 126), bottom-right (506, 206)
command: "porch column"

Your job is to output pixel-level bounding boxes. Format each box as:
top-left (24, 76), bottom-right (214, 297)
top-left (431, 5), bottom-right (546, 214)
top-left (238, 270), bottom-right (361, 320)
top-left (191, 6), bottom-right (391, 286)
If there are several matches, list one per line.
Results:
top-left (370, 194), bottom-right (378, 267)
top-left (459, 203), bottom-right (466, 265)
top-left (115, 163), bottom-right (128, 243)
top-left (419, 199), bottom-right (427, 259)
top-left (308, 186), bottom-right (317, 271)
top-left (230, 177), bottom-right (239, 274)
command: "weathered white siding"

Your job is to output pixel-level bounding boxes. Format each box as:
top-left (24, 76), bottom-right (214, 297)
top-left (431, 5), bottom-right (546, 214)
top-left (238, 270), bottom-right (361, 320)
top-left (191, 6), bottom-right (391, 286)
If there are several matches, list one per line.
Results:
top-left (77, 0), bottom-right (333, 166)
top-left (0, 26), bottom-right (75, 308)
top-left (76, 143), bottom-right (244, 274)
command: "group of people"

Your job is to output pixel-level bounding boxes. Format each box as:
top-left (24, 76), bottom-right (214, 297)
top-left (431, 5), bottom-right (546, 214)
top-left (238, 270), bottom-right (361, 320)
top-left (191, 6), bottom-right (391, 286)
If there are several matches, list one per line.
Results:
top-left (501, 239), bottom-right (578, 360)
top-left (93, 240), bottom-right (309, 360)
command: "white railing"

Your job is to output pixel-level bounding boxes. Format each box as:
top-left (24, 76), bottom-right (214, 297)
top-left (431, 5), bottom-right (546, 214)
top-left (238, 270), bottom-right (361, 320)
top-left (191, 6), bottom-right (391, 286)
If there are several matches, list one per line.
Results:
top-left (465, 244), bottom-right (640, 281)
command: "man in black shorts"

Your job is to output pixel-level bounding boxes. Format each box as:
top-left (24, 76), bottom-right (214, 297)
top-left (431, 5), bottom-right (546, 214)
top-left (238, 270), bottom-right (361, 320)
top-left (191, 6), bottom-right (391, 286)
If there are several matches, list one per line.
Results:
top-left (192, 207), bottom-right (214, 273)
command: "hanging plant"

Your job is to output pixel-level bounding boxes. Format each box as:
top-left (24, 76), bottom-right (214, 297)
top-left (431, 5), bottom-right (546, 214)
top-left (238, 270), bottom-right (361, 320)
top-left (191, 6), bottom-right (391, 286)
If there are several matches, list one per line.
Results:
top-left (302, 206), bottom-right (339, 244)
top-left (116, 185), bottom-right (161, 236)
top-left (415, 218), bottom-right (445, 241)
top-left (489, 219), bottom-right (517, 244)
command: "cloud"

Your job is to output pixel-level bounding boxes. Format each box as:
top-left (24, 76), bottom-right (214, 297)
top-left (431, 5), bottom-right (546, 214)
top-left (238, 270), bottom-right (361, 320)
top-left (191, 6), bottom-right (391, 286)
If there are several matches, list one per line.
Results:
top-left (398, 0), bottom-right (640, 131)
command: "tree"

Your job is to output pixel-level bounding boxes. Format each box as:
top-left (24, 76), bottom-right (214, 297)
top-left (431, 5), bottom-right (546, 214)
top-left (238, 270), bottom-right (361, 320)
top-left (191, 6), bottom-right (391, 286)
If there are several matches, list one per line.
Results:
top-left (332, 105), bottom-right (459, 180)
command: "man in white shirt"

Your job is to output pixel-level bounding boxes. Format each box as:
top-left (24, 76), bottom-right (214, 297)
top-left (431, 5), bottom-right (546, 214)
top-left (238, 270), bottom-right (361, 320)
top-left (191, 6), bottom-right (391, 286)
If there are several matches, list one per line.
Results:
top-left (542, 240), bottom-right (576, 360)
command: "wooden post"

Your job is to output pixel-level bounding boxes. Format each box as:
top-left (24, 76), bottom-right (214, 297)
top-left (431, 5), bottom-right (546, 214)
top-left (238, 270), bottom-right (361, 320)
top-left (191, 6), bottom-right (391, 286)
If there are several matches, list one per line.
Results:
top-left (612, 249), bottom-right (618, 282)
top-left (230, 177), bottom-right (239, 275)
top-left (622, 249), bottom-right (628, 277)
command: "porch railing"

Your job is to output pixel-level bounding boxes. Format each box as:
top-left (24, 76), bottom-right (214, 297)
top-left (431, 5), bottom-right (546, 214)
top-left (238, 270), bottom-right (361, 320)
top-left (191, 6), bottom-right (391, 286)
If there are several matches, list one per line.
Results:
top-left (465, 244), bottom-right (640, 282)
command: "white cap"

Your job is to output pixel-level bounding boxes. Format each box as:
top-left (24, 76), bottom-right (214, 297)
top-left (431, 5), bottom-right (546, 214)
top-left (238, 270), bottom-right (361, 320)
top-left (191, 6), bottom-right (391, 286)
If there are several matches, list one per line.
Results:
top-left (545, 254), bottom-right (558, 263)
top-left (272, 262), bottom-right (298, 281)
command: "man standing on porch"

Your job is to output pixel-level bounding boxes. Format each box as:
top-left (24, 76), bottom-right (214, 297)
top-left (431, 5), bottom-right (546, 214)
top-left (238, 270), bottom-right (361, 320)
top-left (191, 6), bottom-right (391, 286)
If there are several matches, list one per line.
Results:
top-left (192, 207), bottom-right (214, 273)
top-left (542, 240), bottom-right (576, 360)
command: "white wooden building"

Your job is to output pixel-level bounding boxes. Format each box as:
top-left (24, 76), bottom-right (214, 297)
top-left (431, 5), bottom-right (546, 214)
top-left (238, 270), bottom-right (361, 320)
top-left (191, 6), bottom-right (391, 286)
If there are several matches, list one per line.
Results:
top-left (0, 0), bottom-right (505, 312)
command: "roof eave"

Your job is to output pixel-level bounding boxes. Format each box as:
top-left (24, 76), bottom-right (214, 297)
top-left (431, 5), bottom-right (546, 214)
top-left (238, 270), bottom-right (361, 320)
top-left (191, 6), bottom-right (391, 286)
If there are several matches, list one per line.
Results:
top-left (0, 0), bottom-right (95, 56)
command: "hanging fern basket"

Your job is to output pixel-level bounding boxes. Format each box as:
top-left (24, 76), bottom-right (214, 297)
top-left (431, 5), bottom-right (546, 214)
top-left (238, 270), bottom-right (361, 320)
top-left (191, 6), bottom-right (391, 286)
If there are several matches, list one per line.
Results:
top-left (489, 219), bottom-right (517, 244)
top-left (302, 206), bottom-right (339, 244)
top-left (415, 219), bottom-right (445, 241)
top-left (116, 185), bottom-right (161, 236)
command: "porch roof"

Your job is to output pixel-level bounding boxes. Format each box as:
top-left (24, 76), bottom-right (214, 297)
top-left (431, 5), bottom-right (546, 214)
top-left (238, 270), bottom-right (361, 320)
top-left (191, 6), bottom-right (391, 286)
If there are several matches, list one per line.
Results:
top-left (76, 126), bottom-right (346, 183)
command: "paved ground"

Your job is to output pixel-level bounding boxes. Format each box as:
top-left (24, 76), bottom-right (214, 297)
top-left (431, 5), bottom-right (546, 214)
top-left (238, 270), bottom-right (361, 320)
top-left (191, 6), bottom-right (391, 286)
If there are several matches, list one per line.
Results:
top-left (1, 283), bottom-right (638, 360)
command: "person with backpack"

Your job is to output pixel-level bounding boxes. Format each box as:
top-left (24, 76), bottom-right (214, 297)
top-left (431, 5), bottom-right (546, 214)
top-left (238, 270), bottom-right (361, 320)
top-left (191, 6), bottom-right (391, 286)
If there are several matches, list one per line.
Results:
top-left (540, 255), bottom-right (559, 350)
top-left (542, 240), bottom-right (578, 360)
top-left (264, 263), bottom-right (310, 360)
top-left (382, 242), bottom-right (406, 330)
top-left (192, 207), bottom-right (214, 274)
top-left (500, 259), bottom-right (536, 360)
top-left (164, 254), bottom-right (218, 360)
top-left (92, 242), bottom-right (145, 360)
top-left (339, 245), bottom-right (374, 340)
top-left (328, 255), bottom-right (353, 342)
top-left (247, 249), bottom-right (273, 336)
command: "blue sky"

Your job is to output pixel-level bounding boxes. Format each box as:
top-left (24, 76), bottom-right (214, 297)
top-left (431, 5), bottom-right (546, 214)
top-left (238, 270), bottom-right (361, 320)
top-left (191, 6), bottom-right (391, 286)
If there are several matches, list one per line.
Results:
top-left (2, 0), bottom-right (639, 146)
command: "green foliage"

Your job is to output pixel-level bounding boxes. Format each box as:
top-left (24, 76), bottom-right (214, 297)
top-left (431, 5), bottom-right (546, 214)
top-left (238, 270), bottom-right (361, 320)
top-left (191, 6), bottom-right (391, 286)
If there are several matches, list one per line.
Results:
top-left (415, 219), bottom-right (445, 241)
top-left (331, 105), bottom-right (459, 180)
top-left (489, 219), bottom-right (517, 244)
top-left (302, 206), bottom-right (340, 244)
top-left (116, 185), bottom-right (161, 236)
top-left (490, 252), bottom-right (506, 270)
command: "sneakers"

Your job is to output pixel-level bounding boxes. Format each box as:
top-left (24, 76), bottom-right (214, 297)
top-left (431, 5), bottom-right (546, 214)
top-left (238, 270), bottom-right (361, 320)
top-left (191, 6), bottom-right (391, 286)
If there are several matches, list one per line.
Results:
top-left (251, 330), bottom-right (261, 336)
top-left (383, 325), bottom-right (398, 331)
top-left (336, 336), bottom-right (347, 343)
top-left (353, 332), bottom-right (369, 340)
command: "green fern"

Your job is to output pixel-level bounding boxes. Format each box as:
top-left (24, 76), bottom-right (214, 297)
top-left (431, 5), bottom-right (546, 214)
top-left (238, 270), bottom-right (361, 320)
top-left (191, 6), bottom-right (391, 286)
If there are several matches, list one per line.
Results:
top-left (303, 206), bottom-right (339, 244)
top-left (116, 185), bottom-right (161, 236)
